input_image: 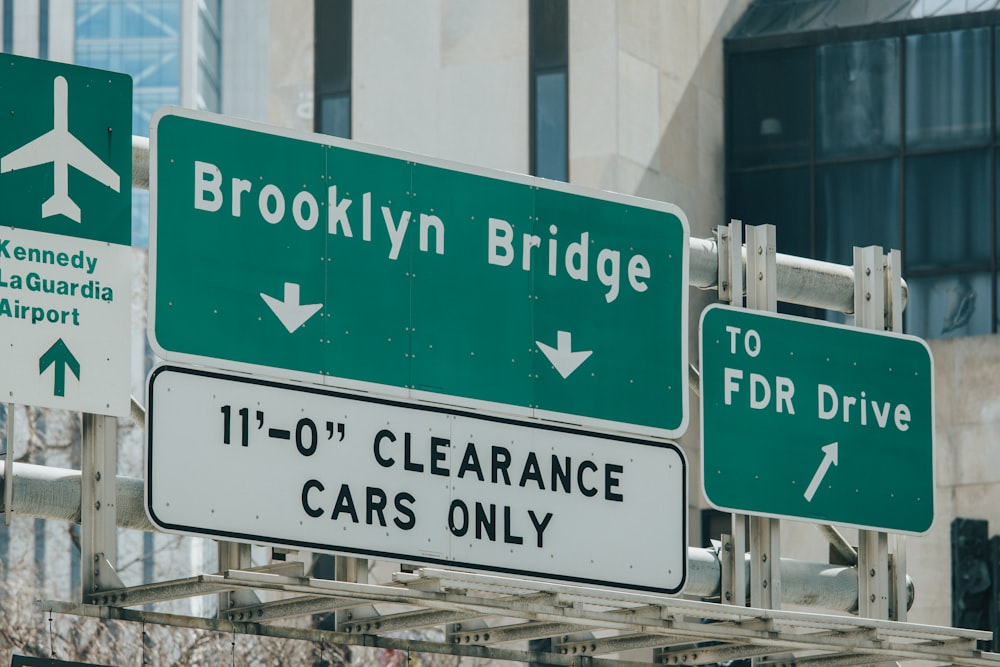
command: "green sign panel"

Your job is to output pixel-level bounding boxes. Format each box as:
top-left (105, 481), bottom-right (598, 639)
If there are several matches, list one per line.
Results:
top-left (0, 54), bottom-right (131, 244)
top-left (149, 109), bottom-right (689, 437)
top-left (700, 305), bottom-right (934, 534)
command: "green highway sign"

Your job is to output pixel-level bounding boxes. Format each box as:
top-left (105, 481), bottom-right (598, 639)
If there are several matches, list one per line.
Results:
top-left (700, 305), bottom-right (934, 534)
top-left (149, 108), bottom-right (690, 438)
top-left (0, 54), bottom-right (131, 244)
top-left (0, 55), bottom-right (132, 416)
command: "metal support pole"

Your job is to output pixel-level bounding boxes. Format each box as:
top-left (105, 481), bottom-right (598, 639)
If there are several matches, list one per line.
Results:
top-left (885, 248), bottom-right (907, 622)
top-left (218, 541), bottom-right (259, 615)
top-left (335, 556), bottom-right (368, 585)
top-left (745, 224), bottom-right (781, 613)
top-left (885, 250), bottom-right (904, 333)
top-left (731, 517), bottom-right (747, 605)
top-left (745, 224), bottom-right (777, 312)
top-left (717, 220), bottom-right (743, 306)
top-left (3, 403), bottom-right (12, 526)
top-left (81, 413), bottom-right (124, 596)
top-left (719, 534), bottom-right (735, 604)
top-left (890, 534), bottom-right (908, 622)
top-left (335, 556), bottom-right (370, 630)
top-left (717, 221), bottom-right (748, 608)
top-left (854, 246), bottom-right (890, 621)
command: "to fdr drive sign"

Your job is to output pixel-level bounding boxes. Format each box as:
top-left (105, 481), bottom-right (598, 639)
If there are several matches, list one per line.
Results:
top-left (146, 364), bottom-right (688, 594)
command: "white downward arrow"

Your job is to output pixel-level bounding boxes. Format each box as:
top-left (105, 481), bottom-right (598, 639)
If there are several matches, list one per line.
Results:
top-left (260, 282), bottom-right (322, 333)
top-left (803, 442), bottom-right (839, 503)
top-left (536, 330), bottom-right (593, 379)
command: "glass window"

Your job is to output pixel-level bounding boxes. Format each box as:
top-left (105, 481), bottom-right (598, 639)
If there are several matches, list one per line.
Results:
top-left (132, 190), bottom-right (150, 248)
top-left (729, 49), bottom-right (811, 168)
top-left (198, 14), bottom-right (221, 78)
top-left (816, 158), bottom-right (900, 266)
top-left (728, 17), bottom-right (1000, 340)
top-left (76, 2), bottom-right (110, 40)
top-left (729, 167), bottom-right (811, 258)
top-left (534, 70), bottom-right (568, 181)
top-left (314, 0), bottom-right (351, 136)
top-left (905, 28), bottom-right (990, 150)
top-left (816, 38), bottom-right (899, 158)
top-left (905, 149), bottom-right (990, 272)
top-left (530, 0), bottom-right (568, 181)
top-left (124, 3), bottom-right (145, 37)
top-left (320, 93), bottom-right (350, 139)
top-left (906, 273), bottom-right (991, 339)
top-left (39, 0), bottom-right (49, 60)
top-left (532, 0), bottom-right (568, 70)
top-left (4, 0), bottom-right (14, 51)
top-left (159, 2), bottom-right (180, 35)
top-left (198, 64), bottom-right (220, 111)
top-left (202, 0), bottom-right (221, 28)
top-left (730, 167), bottom-right (815, 318)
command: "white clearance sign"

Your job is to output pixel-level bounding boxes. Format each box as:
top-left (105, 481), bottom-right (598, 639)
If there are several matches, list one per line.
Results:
top-left (146, 365), bottom-right (688, 594)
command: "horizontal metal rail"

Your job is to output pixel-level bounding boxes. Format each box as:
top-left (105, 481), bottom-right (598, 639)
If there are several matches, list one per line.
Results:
top-left (39, 567), bottom-right (996, 667)
top-left (0, 460), bottom-right (900, 614)
top-left (129, 136), bottom-right (894, 315)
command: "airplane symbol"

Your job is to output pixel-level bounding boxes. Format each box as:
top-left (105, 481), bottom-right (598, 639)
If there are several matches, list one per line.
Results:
top-left (0, 75), bottom-right (120, 223)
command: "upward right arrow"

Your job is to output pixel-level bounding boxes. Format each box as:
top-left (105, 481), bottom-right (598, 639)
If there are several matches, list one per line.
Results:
top-left (803, 442), bottom-right (838, 503)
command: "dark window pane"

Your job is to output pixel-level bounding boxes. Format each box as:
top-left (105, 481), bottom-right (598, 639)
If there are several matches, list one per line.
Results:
top-left (816, 158), bottom-right (900, 266)
top-left (531, 0), bottom-right (567, 69)
top-left (4, 0), bottom-right (14, 51)
top-left (906, 28), bottom-right (990, 150)
top-left (905, 149), bottom-right (990, 271)
top-left (320, 93), bottom-right (351, 139)
top-left (728, 167), bottom-right (810, 257)
top-left (535, 70), bottom-right (568, 181)
top-left (906, 273), bottom-right (991, 339)
top-left (729, 49), bottom-right (810, 168)
top-left (530, 0), bottom-right (568, 181)
top-left (315, 0), bottom-right (351, 96)
top-left (997, 26), bottom-right (1000, 132)
top-left (817, 38), bottom-right (899, 158)
top-left (39, 0), bottom-right (49, 60)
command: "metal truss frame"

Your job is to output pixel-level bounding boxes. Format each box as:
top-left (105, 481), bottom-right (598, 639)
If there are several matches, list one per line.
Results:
top-left (40, 564), bottom-right (999, 667)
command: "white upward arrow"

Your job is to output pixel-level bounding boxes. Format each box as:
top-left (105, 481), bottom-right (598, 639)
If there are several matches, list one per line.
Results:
top-left (536, 330), bottom-right (593, 379)
top-left (803, 442), bottom-right (839, 503)
top-left (260, 282), bottom-right (322, 333)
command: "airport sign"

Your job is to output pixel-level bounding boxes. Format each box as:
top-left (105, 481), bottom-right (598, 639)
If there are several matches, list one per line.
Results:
top-left (0, 54), bottom-right (131, 244)
top-left (0, 55), bottom-right (132, 416)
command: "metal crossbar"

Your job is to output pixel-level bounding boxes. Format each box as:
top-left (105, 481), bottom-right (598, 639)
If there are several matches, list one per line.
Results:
top-left (41, 566), bottom-right (999, 667)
